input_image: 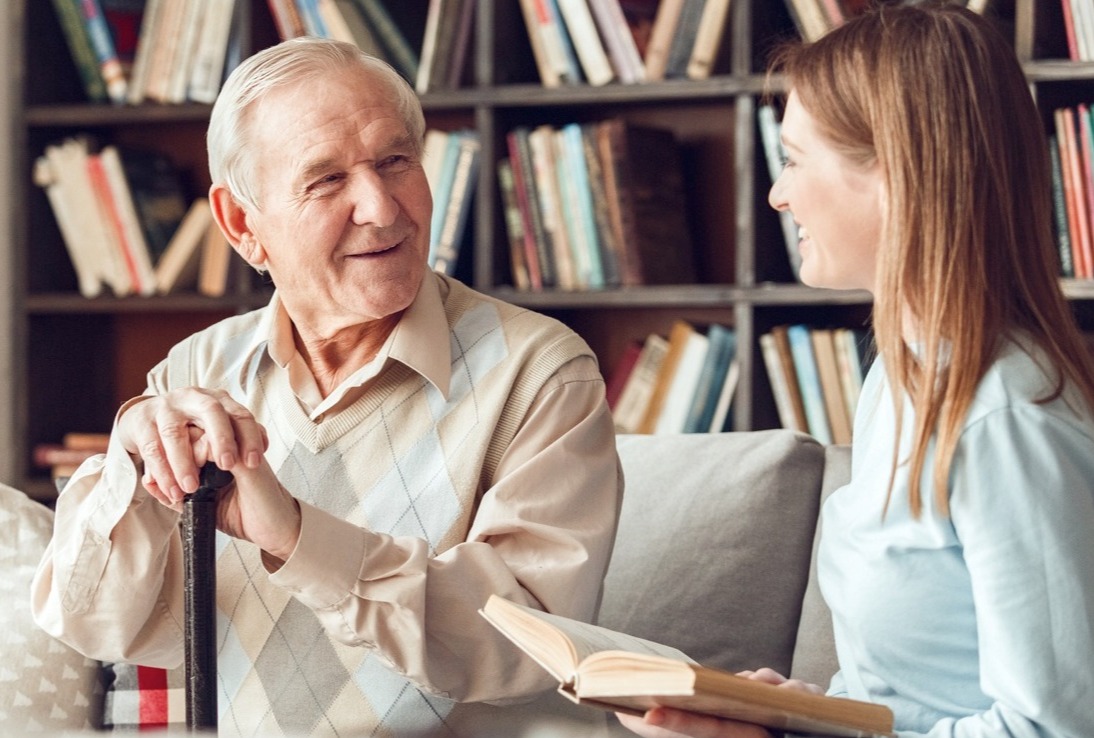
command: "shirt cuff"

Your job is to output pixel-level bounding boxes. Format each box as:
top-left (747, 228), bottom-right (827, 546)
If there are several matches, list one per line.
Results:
top-left (268, 500), bottom-right (368, 610)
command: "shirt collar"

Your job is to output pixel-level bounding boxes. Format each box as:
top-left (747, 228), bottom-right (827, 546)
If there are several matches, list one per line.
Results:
top-left (261, 272), bottom-right (453, 399)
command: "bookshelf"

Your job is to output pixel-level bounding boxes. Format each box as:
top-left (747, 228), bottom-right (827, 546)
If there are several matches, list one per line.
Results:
top-left (0, 0), bottom-right (1087, 500)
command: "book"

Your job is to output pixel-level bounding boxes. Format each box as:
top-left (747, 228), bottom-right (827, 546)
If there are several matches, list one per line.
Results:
top-left (832, 327), bottom-right (865, 425)
top-left (612, 332), bottom-right (669, 433)
top-left (643, 0), bottom-right (684, 80)
top-left (480, 594), bottom-right (895, 738)
top-left (518, 0), bottom-right (562, 88)
top-left (663, 0), bottom-right (705, 78)
top-left (125, 0), bottom-right (164, 103)
top-left (51, 0), bottom-right (110, 102)
top-left (762, 327), bottom-right (808, 433)
top-left (76, 0), bottom-right (129, 103)
top-left (561, 123), bottom-right (605, 288)
top-left (557, 0), bottom-right (615, 86)
top-left (580, 122), bottom-right (623, 287)
top-left (1049, 134), bottom-right (1075, 278)
top-left (33, 150), bottom-right (103, 297)
top-left (705, 354), bottom-right (740, 433)
top-left (605, 340), bottom-right (643, 411)
top-left (528, 126), bottom-right (578, 289)
top-left (586, 0), bottom-right (646, 84)
top-left (155, 197), bottom-right (212, 293)
top-left (686, 0), bottom-right (730, 80)
top-left (638, 320), bottom-right (695, 434)
top-left (507, 127), bottom-right (558, 288)
top-left (267, 0), bottom-right (307, 39)
top-left (416, 0), bottom-right (447, 93)
top-left (115, 148), bottom-right (191, 267)
top-left (653, 324), bottom-right (709, 434)
top-left (432, 131), bottom-right (480, 276)
top-left (188, 0), bottom-right (237, 103)
top-left (787, 325), bottom-right (833, 445)
top-left (198, 217), bottom-right (232, 297)
top-left (682, 323), bottom-right (736, 434)
top-left (596, 118), bottom-right (697, 286)
top-left (497, 158), bottom-right (534, 290)
top-left (99, 145), bottom-right (158, 295)
top-left (349, 0), bottom-right (420, 83)
top-left (810, 328), bottom-right (852, 445)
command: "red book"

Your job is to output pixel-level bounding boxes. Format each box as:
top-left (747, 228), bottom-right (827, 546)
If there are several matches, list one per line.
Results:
top-left (606, 340), bottom-right (643, 411)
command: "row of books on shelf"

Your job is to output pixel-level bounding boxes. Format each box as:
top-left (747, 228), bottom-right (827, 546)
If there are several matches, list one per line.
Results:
top-left (759, 325), bottom-right (871, 446)
top-left (35, 127), bottom-right (476, 299)
top-left (500, 118), bottom-right (696, 292)
top-left (608, 321), bottom-right (739, 435)
top-left (784, 0), bottom-right (989, 42)
top-left (1061, 0), bottom-right (1094, 62)
top-left (53, 0), bottom-right (244, 105)
top-left (518, 0), bottom-right (731, 87)
top-left (1049, 103), bottom-right (1094, 279)
top-left (33, 433), bottom-right (111, 485)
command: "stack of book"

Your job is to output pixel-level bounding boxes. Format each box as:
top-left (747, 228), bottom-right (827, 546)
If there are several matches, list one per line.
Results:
top-left (33, 137), bottom-right (234, 298)
top-left (1058, 0), bottom-right (1094, 60)
top-left (609, 321), bottom-right (739, 435)
top-left (499, 118), bottom-right (696, 291)
top-left (420, 128), bottom-right (482, 277)
top-left (1049, 104), bottom-right (1094, 279)
top-left (758, 325), bottom-right (871, 445)
top-left (518, 0), bottom-right (734, 86)
top-left (33, 432), bottom-right (111, 487)
top-left (52, 0), bottom-right (243, 105)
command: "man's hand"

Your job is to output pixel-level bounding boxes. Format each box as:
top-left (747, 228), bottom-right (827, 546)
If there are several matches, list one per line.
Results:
top-left (118, 388), bottom-right (268, 504)
top-left (118, 388), bottom-right (300, 562)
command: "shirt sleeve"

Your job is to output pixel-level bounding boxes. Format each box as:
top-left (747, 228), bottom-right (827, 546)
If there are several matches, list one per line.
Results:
top-left (30, 396), bottom-right (189, 668)
top-left (899, 403), bottom-right (1094, 738)
top-left (260, 353), bottom-right (622, 702)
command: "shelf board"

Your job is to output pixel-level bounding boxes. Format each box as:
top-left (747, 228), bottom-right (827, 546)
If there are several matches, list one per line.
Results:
top-left (488, 283), bottom-right (873, 309)
top-left (24, 292), bottom-right (273, 314)
top-left (1022, 59), bottom-right (1094, 81)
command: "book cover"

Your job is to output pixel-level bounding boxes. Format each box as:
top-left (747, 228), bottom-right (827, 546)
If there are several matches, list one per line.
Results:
top-left (87, 151), bottom-right (141, 295)
top-left (33, 150), bottom-right (103, 297)
top-left (561, 123), bottom-right (605, 288)
top-left (682, 323), bottom-right (737, 434)
top-left (432, 131), bottom-right (480, 276)
top-left (99, 145), bottom-right (158, 296)
top-left (638, 320), bottom-right (695, 434)
top-left (427, 131), bottom-right (462, 267)
top-left (596, 118), bottom-right (697, 286)
top-left (787, 325), bottom-right (833, 445)
top-left (480, 595), bottom-right (895, 738)
top-left (50, 0), bottom-right (110, 102)
top-left (125, 0), bottom-right (164, 103)
top-left (188, 0), bottom-right (237, 103)
top-left (517, 0), bottom-right (562, 88)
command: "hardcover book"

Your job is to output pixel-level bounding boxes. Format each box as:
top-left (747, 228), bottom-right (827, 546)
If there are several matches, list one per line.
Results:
top-left (480, 595), bottom-right (895, 738)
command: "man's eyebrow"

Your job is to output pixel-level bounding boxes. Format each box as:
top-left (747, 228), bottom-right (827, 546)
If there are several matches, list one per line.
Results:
top-left (297, 158), bottom-right (339, 186)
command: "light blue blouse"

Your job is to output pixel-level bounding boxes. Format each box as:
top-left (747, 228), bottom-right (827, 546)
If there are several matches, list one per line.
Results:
top-left (819, 338), bottom-right (1094, 737)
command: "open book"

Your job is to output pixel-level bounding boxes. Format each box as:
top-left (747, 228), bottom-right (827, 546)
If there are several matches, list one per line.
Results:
top-left (480, 595), bottom-right (894, 738)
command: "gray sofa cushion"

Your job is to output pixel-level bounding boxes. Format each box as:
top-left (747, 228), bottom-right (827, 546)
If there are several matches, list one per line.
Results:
top-left (599, 431), bottom-right (827, 677)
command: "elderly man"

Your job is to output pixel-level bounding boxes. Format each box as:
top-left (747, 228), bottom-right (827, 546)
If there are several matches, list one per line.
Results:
top-left (33, 37), bottom-right (621, 736)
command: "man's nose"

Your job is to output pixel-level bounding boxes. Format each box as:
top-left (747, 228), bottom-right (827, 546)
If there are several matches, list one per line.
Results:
top-left (350, 171), bottom-right (399, 227)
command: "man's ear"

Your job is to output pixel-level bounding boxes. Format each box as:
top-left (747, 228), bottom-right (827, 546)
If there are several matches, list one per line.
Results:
top-left (209, 183), bottom-right (266, 268)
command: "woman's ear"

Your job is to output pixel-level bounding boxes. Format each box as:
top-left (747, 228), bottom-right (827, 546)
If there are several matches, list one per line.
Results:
top-left (209, 183), bottom-right (266, 269)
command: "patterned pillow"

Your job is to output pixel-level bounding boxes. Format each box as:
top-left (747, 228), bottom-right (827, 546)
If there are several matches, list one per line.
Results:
top-left (0, 483), bottom-right (102, 731)
top-left (101, 662), bottom-right (186, 731)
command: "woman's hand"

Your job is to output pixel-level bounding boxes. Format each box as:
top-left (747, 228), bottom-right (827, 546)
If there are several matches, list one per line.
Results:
top-left (615, 668), bottom-right (823, 737)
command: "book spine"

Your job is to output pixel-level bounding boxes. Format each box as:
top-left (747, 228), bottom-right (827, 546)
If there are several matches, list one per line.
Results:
top-left (496, 159), bottom-right (533, 291)
top-left (509, 127), bottom-right (558, 287)
top-left (1049, 134), bottom-right (1075, 278)
top-left (786, 325), bottom-right (833, 444)
top-left (586, 0), bottom-right (645, 84)
top-left (556, 0), bottom-right (615, 86)
top-left (295, 0), bottom-right (329, 36)
top-left (86, 153), bottom-right (142, 295)
top-left (663, 0), bottom-right (705, 79)
top-left (33, 151), bottom-right (103, 297)
top-left (415, 0), bottom-right (445, 93)
top-left (685, 0), bottom-right (730, 80)
top-left (432, 132), bottom-right (481, 275)
top-left (644, 0), bottom-right (684, 81)
top-left (188, 0), bottom-right (237, 104)
top-left (529, 126), bottom-right (578, 289)
top-left (580, 123), bottom-right (623, 287)
top-left (351, 0), bottom-right (420, 81)
top-left (563, 123), bottom-right (605, 288)
top-left (505, 131), bottom-right (547, 289)
top-left (125, 0), bottom-right (163, 103)
top-left (77, 0), bottom-right (129, 103)
top-left (267, 0), bottom-right (307, 39)
top-left (517, 0), bottom-right (562, 88)
top-left (51, 0), bottom-right (110, 102)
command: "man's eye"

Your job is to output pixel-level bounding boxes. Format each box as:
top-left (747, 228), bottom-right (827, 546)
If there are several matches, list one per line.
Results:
top-left (380, 155), bottom-right (411, 170)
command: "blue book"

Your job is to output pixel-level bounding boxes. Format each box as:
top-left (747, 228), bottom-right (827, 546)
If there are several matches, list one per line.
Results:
top-left (75, 0), bottom-right (128, 103)
top-left (786, 325), bottom-right (833, 444)
top-left (683, 324), bottom-right (737, 433)
top-left (294, 0), bottom-right (328, 37)
top-left (562, 123), bottom-right (604, 288)
top-left (428, 131), bottom-right (461, 266)
top-left (432, 131), bottom-right (481, 276)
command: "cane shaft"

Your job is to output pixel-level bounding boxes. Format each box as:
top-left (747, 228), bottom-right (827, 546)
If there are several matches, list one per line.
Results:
top-left (182, 464), bottom-right (233, 733)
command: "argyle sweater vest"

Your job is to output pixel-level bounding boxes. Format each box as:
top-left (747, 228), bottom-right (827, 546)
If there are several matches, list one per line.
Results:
top-left (152, 278), bottom-right (592, 736)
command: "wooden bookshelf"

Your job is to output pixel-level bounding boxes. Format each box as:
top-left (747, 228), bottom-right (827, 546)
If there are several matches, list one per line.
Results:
top-left (0, 0), bottom-right (1086, 499)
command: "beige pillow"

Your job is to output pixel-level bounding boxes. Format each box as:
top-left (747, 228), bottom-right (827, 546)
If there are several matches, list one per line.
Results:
top-left (0, 483), bottom-right (101, 731)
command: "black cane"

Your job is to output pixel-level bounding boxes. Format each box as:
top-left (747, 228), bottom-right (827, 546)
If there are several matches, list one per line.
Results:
top-left (181, 462), bottom-right (234, 733)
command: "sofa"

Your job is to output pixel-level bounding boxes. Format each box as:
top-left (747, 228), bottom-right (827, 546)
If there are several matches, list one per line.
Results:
top-left (1, 429), bottom-right (848, 736)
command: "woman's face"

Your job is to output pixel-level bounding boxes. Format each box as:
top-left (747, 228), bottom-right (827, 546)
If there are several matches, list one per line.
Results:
top-left (768, 90), bottom-right (885, 294)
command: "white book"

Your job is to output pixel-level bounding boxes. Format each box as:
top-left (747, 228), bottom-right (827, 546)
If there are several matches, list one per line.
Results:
top-left (99, 146), bottom-right (158, 296)
top-left (759, 332), bottom-right (805, 433)
top-left (707, 360), bottom-right (740, 433)
top-left (613, 333), bottom-right (669, 434)
top-left (127, 0), bottom-right (166, 103)
top-left (586, 0), bottom-right (645, 84)
top-left (556, 0), bottom-right (615, 86)
top-left (32, 153), bottom-right (102, 298)
top-left (156, 198), bottom-right (213, 293)
top-left (188, 0), bottom-right (237, 103)
top-left (415, 0), bottom-right (445, 93)
top-left (687, 0), bottom-right (731, 80)
top-left (654, 330), bottom-right (710, 434)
